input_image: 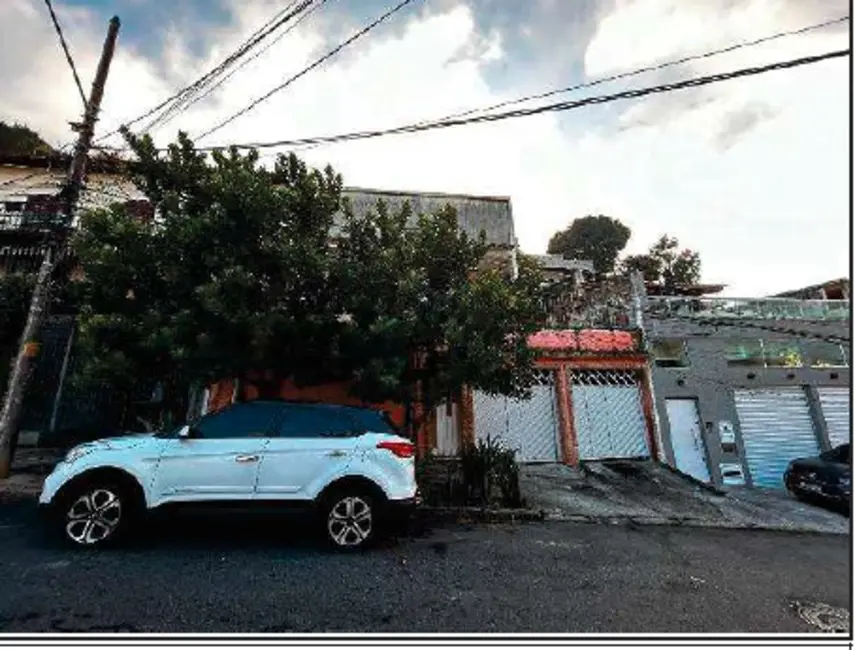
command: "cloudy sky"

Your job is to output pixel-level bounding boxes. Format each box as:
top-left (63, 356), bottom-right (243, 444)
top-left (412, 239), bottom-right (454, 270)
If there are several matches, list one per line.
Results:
top-left (0, 0), bottom-right (850, 296)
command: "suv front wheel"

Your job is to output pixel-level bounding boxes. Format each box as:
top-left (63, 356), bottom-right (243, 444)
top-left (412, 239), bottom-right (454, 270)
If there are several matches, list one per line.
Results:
top-left (322, 491), bottom-right (379, 550)
top-left (57, 480), bottom-right (138, 548)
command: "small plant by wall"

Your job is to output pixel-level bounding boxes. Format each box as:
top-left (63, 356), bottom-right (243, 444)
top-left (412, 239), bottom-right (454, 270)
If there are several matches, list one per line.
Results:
top-left (417, 436), bottom-right (523, 508)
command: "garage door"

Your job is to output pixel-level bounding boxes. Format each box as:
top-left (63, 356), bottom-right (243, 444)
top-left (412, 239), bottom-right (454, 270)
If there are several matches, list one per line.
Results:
top-left (572, 370), bottom-right (650, 460)
top-left (473, 370), bottom-right (561, 462)
top-left (734, 388), bottom-right (820, 489)
top-left (817, 387), bottom-right (851, 448)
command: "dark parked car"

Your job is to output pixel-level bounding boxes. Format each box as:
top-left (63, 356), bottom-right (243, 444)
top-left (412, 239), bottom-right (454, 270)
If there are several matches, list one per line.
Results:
top-left (784, 443), bottom-right (850, 511)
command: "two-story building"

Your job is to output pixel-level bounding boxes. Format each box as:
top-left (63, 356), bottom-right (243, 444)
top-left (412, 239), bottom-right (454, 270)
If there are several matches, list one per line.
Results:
top-left (642, 281), bottom-right (850, 489)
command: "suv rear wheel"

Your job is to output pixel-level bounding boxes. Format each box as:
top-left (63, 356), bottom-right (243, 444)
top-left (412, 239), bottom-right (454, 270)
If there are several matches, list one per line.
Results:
top-left (323, 491), bottom-right (378, 550)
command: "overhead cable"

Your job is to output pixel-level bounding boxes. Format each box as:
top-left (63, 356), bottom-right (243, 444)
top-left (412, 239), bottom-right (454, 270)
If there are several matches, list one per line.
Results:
top-left (43, 0), bottom-right (88, 109)
top-left (194, 47), bottom-right (850, 150)
top-left (195, 0), bottom-right (422, 142)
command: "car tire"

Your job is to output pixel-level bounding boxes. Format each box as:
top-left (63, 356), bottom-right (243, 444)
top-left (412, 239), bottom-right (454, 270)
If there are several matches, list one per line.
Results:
top-left (57, 480), bottom-right (139, 549)
top-left (321, 490), bottom-right (380, 551)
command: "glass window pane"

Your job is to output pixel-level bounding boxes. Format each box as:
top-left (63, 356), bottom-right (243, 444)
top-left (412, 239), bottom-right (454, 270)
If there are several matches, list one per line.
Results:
top-left (802, 341), bottom-right (847, 368)
top-left (278, 406), bottom-right (358, 438)
top-left (652, 339), bottom-right (689, 368)
top-left (725, 340), bottom-right (764, 366)
top-left (763, 340), bottom-right (804, 368)
top-left (194, 402), bottom-right (282, 439)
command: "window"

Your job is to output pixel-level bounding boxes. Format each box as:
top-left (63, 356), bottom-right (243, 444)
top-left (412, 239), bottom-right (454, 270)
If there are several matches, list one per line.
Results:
top-left (763, 340), bottom-right (803, 368)
top-left (347, 409), bottom-right (398, 435)
top-left (802, 341), bottom-right (847, 368)
top-left (651, 339), bottom-right (689, 368)
top-left (725, 340), bottom-right (764, 367)
top-left (277, 406), bottom-right (359, 438)
top-left (3, 201), bottom-right (23, 213)
top-left (192, 402), bottom-right (282, 439)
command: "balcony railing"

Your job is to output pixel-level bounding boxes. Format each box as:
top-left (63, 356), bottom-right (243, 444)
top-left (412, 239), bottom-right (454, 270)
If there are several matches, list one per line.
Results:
top-left (646, 296), bottom-right (850, 321)
top-left (0, 212), bottom-right (70, 232)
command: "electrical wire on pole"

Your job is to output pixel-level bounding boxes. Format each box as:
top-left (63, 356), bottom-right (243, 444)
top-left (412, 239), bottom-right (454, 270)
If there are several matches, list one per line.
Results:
top-left (146, 0), bottom-right (333, 134)
top-left (195, 0), bottom-right (422, 142)
top-left (0, 17), bottom-right (122, 479)
top-left (195, 47), bottom-right (848, 151)
top-left (43, 0), bottom-right (89, 110)
top-left (92, 0), bottom-right (317, 145)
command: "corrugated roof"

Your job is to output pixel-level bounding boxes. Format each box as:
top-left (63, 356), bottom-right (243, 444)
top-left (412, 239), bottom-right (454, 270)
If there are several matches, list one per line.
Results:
top-left (340, 187), bottom-right (516, 247)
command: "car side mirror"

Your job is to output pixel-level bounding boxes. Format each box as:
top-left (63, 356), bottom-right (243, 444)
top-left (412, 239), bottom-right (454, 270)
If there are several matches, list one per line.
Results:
top-left (177, 424), bottom-right (192, 440)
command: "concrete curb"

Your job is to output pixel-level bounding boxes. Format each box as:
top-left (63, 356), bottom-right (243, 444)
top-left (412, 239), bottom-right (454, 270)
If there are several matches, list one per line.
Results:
top-left (418, 505), bottom-right (546, 524)
top-left (543, 512), bottom-right (849, 535)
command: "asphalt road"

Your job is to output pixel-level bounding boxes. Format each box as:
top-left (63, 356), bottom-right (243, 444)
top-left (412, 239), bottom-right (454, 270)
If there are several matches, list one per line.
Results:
top-left (0, 501), bottom-right (849, 635)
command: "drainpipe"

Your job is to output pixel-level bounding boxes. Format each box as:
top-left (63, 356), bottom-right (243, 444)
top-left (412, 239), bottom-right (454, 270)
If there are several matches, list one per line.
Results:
top-left (630, 272), bottom-right (667, 463)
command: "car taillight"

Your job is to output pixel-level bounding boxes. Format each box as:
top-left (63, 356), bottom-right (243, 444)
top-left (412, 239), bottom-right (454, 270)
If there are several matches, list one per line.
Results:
top-left (377, 441), bottom-right (415, 458)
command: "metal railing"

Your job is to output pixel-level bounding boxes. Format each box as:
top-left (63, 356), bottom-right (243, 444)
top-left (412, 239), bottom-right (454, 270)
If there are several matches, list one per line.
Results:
top-left (646, 296), bottom-right (850, 321)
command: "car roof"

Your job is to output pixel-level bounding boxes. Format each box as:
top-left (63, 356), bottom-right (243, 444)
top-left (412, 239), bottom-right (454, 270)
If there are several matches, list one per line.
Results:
top-left (239, 399), bottom-right (386, 415)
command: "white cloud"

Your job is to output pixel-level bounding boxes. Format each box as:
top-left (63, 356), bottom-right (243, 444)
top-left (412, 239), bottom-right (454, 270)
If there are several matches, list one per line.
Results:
top-left (0, 0), bottom-right (850, 297)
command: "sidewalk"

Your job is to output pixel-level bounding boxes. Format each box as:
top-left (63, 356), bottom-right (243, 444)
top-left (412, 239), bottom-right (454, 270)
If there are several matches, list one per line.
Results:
top-left (521, 461), bottom-right (849, 535)
top-left (0, 448), bottom-right (63, 503)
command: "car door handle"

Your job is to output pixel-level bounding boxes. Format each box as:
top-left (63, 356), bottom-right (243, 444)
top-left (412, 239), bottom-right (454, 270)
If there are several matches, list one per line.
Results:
top-left (235, 454), bottom-right (260, 463)
top-left (327, 450), bottom-right (347, 458)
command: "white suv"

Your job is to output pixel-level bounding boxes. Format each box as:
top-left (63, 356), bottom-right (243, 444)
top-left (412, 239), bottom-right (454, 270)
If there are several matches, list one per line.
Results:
top-left (38, 400), bottom-right (420, 549)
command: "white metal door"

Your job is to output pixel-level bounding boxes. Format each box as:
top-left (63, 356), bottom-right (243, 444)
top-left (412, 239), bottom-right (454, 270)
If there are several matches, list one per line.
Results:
top-left (508, 382), bottom-right (561, 462)
top-left (734, 388), bottom-right (820, 489)
top-left (665, 399), bottom-right (710, 483)
top-left (434, 403), bottom-right (461, 457)
top-left (817, 387), bottom-right (851, 448)
top-left (474, 391), bottom-right (516, 453)
top-left (474, 371), bottom-right (561, 462)
top-left (572, 370), bottom-right (650, 460)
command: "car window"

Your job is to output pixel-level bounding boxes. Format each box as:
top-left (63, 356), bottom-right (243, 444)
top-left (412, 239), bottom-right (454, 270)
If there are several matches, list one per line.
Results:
top-left (193, 402), bottom-right (282, 439)
top-left (348, 409), bottom-right (398, 435)
top-left (277, 406), bottom-right (359, 438)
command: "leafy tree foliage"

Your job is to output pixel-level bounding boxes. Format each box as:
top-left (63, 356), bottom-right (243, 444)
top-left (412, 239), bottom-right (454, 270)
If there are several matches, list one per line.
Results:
top-left (620, 235), bottom-right (702, 288)
top-left (71, 132), bottom-right (546, 427)
top-left (546, 215), bottom-right (631, 277)
top-left (0, 121), bottom-right (55, 156)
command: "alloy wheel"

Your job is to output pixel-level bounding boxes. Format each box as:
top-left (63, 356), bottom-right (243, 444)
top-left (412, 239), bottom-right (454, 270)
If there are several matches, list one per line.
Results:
top-left (327, 496), bottom-right (373, 547)
top-left (65, 488), bottom-right (123, 546)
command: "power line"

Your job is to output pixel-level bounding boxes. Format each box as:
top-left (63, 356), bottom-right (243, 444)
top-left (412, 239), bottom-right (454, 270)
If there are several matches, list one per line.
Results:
top-left (195, 0), bottom-right (422, 142)
top-left (194, 47), bottom-right (850, 150)
top-left (93, 0), bottom-right (316, 144)
top-left (43, 0), bottom-right (88, 109)
top-left (141, 0), bottom-right (319, 135)
top-left (149, 0), bottom-right (333, 133)
top-left (407, 14), bottom-right (851, 127)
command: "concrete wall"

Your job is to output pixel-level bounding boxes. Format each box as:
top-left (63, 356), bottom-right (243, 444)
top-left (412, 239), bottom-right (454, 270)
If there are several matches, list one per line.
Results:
top-left (646, 316), bottom-right (851, 487)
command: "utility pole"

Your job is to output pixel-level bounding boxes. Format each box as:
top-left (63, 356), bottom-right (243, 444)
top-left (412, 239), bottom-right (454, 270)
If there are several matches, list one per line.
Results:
top-left (0, 16), bottom-right (120, 478)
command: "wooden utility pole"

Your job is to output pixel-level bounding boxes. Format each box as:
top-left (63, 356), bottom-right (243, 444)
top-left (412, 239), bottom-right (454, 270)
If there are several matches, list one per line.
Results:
top-left (0, 16), bottom-right (121, 478)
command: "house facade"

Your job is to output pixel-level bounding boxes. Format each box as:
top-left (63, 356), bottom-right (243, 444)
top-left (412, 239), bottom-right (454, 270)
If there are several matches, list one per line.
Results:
top-left (641, 287), bottom-right (851, 489)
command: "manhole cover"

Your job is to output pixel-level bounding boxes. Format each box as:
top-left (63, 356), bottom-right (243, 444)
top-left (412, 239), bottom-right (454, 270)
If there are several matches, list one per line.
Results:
top-left (790, 600), bottom-right (850, 633)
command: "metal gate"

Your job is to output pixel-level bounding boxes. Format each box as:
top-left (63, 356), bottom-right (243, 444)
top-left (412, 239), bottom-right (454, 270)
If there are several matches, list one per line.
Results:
top-left (817, 387), bottom-right (850, 448)
top-left (473, 369), bottom-right (561, 462)
top-left (665, 398), bottom-right (710, 482)
top-left (571, 370), bottom-right (649, 460)
top-left (734, 388), bottom-right (820, 489)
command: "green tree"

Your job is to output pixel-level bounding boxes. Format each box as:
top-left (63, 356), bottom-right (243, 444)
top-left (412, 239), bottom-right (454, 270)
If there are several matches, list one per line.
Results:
top-left (546, 215), bottom-right (631, 277)
top-left (71, 131), bottom-right (546, 429)
top-left (620, 234), bottom-right (702, 288)
top-left (0, 121), bottom-right (55, 156)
